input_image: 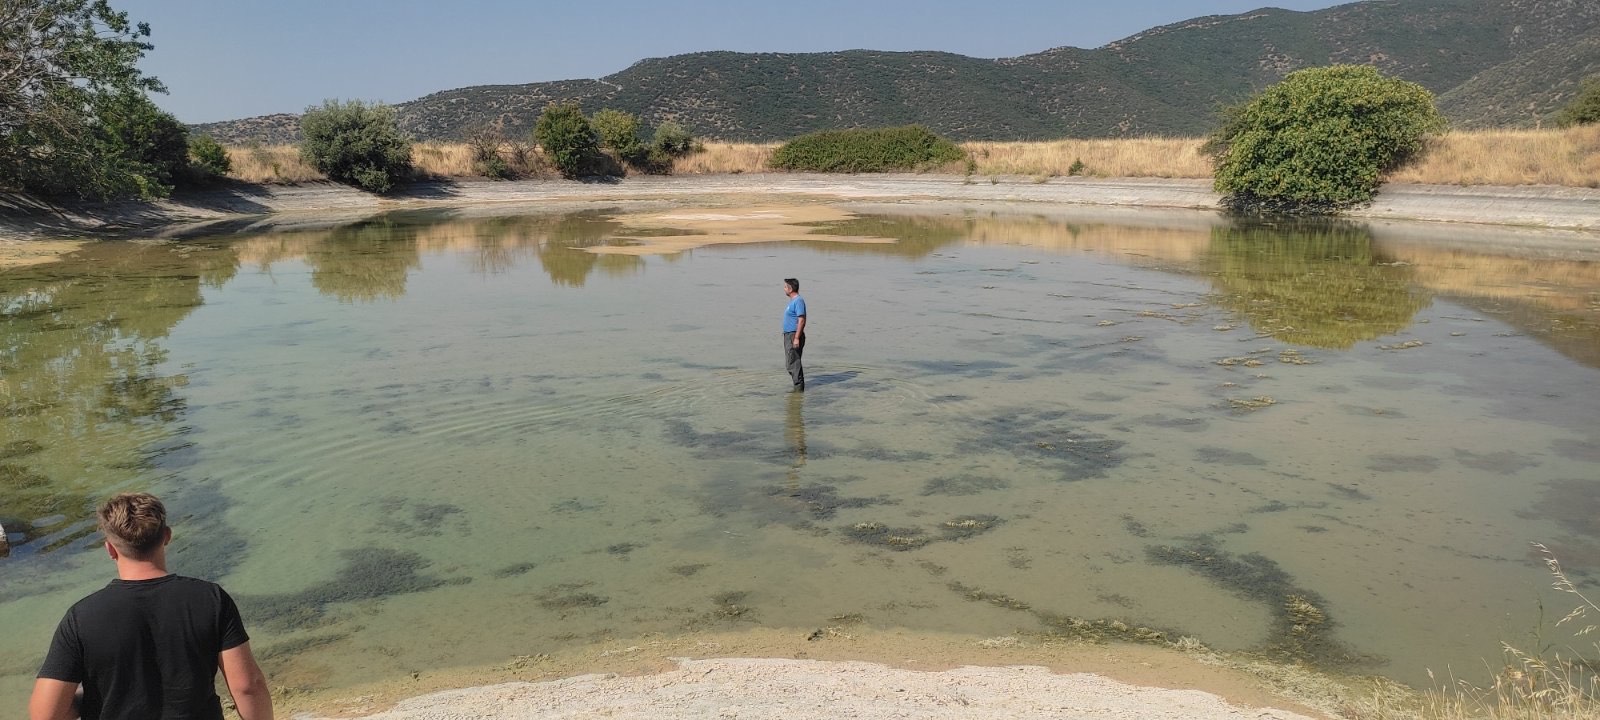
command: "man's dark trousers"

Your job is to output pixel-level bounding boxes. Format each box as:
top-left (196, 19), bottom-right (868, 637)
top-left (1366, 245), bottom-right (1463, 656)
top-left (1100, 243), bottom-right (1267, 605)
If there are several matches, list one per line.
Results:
top-left (784, 332), bottom-right (805, 389)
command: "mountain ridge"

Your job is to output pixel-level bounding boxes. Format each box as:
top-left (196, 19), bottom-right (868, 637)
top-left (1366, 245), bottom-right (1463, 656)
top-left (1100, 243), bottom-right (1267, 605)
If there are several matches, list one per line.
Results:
top-left (193, 0), bottom-right (1600, 145)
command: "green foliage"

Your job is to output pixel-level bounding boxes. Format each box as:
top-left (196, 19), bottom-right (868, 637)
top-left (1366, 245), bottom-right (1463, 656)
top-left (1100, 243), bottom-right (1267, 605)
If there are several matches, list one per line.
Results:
top-left (188, 136), bottom-right (232, 179)
top-left (650, 120), bottom-right (695, 157)
top-left (299, 100), bottom-right (414, 193)
top-left (1068, 158), bottom-right (1088, 176)
top-left (1555, 77), bottom-right (1600, 127)
top-left (534, 102), bottom-right (603, 178)
top-left (94, 91), bottom-right (191, 194)
top-left (1209, 65), bottom-right (1445, 214)
top-left (590, 109), bottom-right (646, 161)
top-left (0, 0), bottom-right (181, 199)
top-left (770, 126), bottom-right (965, 173)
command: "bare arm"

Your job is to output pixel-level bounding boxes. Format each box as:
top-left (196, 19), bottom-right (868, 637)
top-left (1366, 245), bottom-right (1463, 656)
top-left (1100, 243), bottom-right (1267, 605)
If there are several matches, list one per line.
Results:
top-left (29, 679), bottom-right (77, 720)
top-left (793, 315), bottom-right (806, 344)
top-left (219, 643), bottom-right (274, 720)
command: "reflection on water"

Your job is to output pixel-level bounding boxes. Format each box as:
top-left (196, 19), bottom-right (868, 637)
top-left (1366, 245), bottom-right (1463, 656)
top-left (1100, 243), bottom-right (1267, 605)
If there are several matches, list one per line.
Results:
top-left (1204, 221), bottom-right (1432, 349)
top-left (2, 205), bottom-right (1599, 707)
top-left (0, 242), bottom-right (236, 551)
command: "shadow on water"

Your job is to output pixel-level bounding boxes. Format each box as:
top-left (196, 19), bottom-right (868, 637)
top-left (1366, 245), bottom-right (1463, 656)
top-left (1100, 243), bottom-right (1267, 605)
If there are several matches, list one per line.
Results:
top-left (804, 370), bottom-right (861, 388)
top-left (1203, 219), bottom-right (1432, 349)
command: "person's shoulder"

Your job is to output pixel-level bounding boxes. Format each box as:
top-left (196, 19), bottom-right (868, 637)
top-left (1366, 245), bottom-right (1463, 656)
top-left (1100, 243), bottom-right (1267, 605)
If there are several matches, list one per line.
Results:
top-left (169, 575), bottom-right (228, 593)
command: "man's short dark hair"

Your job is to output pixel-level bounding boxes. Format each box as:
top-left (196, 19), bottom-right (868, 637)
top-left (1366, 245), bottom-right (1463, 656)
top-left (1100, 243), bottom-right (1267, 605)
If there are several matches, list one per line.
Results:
top-left (784, 278), bottom-right (799, 292)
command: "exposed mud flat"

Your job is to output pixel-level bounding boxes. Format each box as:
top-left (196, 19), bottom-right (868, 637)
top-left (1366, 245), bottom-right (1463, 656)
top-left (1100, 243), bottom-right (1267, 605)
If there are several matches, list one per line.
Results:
top-left (2, 175), bottom-right (1597, 250)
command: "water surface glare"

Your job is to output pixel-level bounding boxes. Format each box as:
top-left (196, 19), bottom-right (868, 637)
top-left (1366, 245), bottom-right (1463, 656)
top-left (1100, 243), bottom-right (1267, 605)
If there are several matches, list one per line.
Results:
top-left (3, 205), bottom-right (1600, 702)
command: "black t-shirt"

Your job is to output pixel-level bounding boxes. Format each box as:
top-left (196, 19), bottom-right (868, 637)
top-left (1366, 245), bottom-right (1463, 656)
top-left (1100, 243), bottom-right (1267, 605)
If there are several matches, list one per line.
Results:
top-left (37, 575), bottom-right (250, 720)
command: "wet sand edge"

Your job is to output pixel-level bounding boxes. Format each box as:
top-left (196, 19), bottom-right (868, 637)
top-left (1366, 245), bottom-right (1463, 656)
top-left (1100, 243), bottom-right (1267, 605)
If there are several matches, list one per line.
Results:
top-left (276, 627), bottom-right (1358, 719)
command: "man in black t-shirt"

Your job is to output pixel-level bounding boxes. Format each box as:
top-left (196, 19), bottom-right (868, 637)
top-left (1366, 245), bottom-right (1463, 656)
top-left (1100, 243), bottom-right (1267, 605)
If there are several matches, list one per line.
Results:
top-left (30, 493), bottom-right (274, 720)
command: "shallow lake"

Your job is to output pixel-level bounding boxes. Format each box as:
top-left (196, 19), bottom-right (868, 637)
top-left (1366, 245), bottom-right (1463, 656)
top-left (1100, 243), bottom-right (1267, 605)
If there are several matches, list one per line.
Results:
top-left (3, 201), bottom-right (1599, 704)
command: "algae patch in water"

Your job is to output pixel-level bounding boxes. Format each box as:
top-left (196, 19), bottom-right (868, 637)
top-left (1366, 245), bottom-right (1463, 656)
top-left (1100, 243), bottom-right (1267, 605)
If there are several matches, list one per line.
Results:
top-left (241, 548), bottom-right (471, 632)
top-left (920, 475), bottom-right (1010, 497)
top-left (940, 515), bottom-right (1003, 541)
top-left (1145, 540), bottom-right (1370, 667)
top-left (375, 497), bottom-right (466, 537)
top-left (0, 440), bottom-right (44, 461)
top-left (537, 582), bottom-right (610, 611)
top-left (843, 522), bottom-right (931, 551)
top-left (492, 562), bottom-right (539, 579)
top-left (960, 409), bottom-right (1126, 482)
top-left (766, 483), bottom-right (890, 520)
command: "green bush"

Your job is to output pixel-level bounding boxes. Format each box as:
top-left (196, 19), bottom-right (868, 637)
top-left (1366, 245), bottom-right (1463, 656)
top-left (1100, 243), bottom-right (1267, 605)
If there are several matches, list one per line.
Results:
top-left (770, 125), bottom-right (965, 173)
top-left (1555, 77), bottom-right (1600, 128)
top-left (1208, 65), bottom-right (1444, 214)
top-left (299, 100), bottom-right (414, 193)
top-left (591, 109), bottom-right (646, 163)
top-left (651, 120), bottom-right (696, 158)
top-left (188, 136), bottom-right (232, 179)
top-left (534, 101), bottom-right (602, 178)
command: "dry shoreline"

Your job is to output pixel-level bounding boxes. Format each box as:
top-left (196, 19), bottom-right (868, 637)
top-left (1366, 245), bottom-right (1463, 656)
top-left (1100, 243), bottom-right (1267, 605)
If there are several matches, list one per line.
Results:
top-left (280, 627), bottom-right (1352, 720)
top-left (2, 174), bottom-right (1598, 247)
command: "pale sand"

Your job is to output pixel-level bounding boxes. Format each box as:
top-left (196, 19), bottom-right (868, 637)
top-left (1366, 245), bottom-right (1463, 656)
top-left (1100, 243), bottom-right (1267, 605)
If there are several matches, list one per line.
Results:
top-left (299, 657), bottom-right (1319, 720)
top-left (277, 629), bottom-right (1356, 720)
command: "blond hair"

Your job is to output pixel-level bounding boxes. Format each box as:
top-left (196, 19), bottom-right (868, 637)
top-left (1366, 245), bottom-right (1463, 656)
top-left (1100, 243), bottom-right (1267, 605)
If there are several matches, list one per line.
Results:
top-left (98, 493), bottom-right (168, 559)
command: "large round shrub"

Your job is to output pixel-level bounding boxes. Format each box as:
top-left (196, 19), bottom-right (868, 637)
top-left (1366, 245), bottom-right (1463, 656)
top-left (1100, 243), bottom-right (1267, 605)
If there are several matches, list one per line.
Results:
top-left (1208, 65), bottom-right (1445, 214)
top-left (770, 126), bottom-right (965, 173)
top-left (533, 101), bottom-right (602, 178)
top-left (299, 100), bottom-right (413, 193)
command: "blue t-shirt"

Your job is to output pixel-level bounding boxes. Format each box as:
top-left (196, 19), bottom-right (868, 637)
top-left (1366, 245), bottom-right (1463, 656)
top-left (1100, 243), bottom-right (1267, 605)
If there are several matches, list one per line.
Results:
top-left (783, 296), bottom-right (807, 333)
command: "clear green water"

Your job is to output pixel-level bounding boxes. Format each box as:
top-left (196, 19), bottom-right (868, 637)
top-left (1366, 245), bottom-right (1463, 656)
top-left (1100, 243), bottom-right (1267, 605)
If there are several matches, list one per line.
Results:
top-left (3, 205), bottom-right (1599, 704)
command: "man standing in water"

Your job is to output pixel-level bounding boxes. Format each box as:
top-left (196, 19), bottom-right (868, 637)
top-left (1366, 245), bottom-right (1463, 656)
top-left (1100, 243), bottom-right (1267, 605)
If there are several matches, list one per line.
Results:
top-left (30, 493), bottom-right (274, 720)
top-left (782, 277), bottom-right (807, 391)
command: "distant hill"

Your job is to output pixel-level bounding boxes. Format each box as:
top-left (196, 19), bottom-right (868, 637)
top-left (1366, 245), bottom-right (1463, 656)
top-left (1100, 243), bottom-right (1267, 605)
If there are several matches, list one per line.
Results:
top-left (193, 0), bottom-right (1600, 145)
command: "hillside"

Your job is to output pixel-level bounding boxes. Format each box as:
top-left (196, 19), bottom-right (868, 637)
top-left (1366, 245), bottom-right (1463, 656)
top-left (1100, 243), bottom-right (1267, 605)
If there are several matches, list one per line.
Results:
top-left (192, 0), bottom-right (1600, 145)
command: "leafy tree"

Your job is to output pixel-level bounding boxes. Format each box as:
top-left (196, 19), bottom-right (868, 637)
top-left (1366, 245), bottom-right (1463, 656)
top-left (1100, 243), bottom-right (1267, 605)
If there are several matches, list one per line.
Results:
top-left (299, 100), bottom-right (413, 193)
top-left (1208, 65), bottom-right (1445, 214)
top-left (0, 0), bottom-right (178, 198)
top-left (1555, 77), bottom-right (1600, 128)
top-left (533, 101), bottom-right (601, 178)
top-left (93, 90), bottom-right (190, 194)
top-left (188, 135), bottom-right (232, 179)
top-left (590, 109), bottom-right (645, 162)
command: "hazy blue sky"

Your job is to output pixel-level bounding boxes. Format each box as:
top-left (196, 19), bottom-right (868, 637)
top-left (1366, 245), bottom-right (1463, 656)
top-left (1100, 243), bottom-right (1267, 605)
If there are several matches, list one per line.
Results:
top-left (124, 0), bottom-right (1347, 123)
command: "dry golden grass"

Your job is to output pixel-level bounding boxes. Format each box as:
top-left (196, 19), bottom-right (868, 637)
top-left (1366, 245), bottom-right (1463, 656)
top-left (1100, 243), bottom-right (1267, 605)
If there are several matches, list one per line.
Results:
top-left (225, 145), bottom-right (322, 183)
top-left (671, 142), bottom-right (779, 174)
top-left (1387, 126), bottom-right (1600, 187)
top-left (964, 137), bottom-right (1213, 179)
top-left (409, 143), bottom-right (477, 178)
top-left (222, 128), bottom-right (1600, 188)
